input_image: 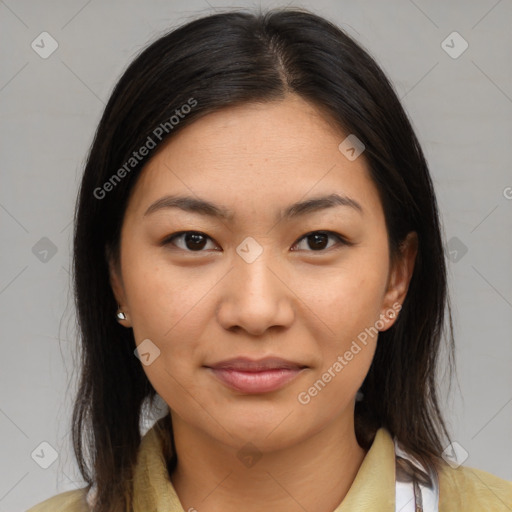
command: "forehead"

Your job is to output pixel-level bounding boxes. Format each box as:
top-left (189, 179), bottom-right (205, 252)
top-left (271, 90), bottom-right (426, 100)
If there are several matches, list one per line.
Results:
top-left (124, 95), bottom-right (382, 223)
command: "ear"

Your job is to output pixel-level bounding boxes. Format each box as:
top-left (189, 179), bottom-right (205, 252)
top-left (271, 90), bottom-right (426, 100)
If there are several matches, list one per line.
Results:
top-left (106, 245), bottom-right (132, 328)
top-left (378, 231), bottom-right (418, 331)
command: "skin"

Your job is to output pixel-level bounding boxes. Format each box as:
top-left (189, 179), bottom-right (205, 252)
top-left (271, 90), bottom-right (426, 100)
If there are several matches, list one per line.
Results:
top-left (109, 93), bottom-right (418, 512)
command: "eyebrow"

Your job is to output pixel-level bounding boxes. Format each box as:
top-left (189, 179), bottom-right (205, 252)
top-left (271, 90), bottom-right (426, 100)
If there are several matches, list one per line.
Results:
top-left (143, 192), bottom-right (364, 221)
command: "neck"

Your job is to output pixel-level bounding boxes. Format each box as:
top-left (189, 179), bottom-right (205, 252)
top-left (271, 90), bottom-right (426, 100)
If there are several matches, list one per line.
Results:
top-left (169, 410), bottom-right (367, 512)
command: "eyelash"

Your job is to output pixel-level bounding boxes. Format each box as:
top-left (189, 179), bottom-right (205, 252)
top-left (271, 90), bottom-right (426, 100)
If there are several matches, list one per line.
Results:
top-left (161, 230), bottom-right (351, 253)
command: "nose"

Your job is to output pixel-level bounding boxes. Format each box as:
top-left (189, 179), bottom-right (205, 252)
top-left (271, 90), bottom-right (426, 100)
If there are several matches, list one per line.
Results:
top-left (216, 249), bottom-right (295, 336)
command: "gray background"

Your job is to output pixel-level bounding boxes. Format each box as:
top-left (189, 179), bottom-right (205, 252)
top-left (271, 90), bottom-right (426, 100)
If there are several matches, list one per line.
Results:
top-left (1, 0), bottom-right (511, 511)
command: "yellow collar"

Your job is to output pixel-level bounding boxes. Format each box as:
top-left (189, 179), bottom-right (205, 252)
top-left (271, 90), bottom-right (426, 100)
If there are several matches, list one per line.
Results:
top-left (132, 425), bottom-right (396, 511)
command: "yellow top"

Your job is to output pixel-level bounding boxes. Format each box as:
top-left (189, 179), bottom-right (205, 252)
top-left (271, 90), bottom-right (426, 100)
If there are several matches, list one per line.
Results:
top-left (27, 424), bottom-right (512, 511)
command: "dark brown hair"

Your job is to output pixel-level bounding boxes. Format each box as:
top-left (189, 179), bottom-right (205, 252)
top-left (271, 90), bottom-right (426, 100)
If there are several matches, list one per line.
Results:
top-left (72, 7), bottom-right (455, 511)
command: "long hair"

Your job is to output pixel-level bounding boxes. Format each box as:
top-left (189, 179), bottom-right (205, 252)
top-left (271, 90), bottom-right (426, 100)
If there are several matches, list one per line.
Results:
top-left (72, 7), bottom-right (455, 511)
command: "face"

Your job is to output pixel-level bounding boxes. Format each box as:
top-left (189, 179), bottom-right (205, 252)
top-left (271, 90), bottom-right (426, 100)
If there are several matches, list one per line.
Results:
top-left (109, 94), bottom-right (417, 452)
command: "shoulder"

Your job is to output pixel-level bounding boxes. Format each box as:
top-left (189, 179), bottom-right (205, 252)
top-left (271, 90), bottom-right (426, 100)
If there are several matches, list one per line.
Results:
top-left (438, 462), bottom-right (512, 511)
top-left (26, 488), bottom-right (90, 512)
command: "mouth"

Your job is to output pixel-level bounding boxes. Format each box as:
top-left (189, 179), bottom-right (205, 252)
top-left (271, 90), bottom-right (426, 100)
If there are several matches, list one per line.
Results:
top-left (204, 356), bottom-right (308, 394)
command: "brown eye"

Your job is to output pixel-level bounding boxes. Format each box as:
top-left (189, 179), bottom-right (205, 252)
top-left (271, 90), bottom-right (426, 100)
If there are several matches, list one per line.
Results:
top-left (163, 231), bottom-right (218, 252)
top-left (291, 231), bottom-right (347, 252)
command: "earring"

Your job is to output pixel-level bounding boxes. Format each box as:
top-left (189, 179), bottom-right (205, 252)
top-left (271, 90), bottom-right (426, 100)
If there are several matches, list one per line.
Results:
top-left (116, 306), bottom-right (127, 321)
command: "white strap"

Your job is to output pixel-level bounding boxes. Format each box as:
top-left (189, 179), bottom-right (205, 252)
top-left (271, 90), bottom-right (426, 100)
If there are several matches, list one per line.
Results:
top-left (394, 437), bottom-right (440, 512)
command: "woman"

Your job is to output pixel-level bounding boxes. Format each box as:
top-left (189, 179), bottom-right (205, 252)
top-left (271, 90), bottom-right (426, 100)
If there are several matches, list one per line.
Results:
top-left (28, 7), bottom-right (511, 512)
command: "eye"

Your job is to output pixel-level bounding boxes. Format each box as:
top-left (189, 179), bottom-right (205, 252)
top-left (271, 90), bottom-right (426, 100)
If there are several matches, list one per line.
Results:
top-left (162, 231), bottom-right (219, 252)
top-left (291, 230), bottom-right (348, 252)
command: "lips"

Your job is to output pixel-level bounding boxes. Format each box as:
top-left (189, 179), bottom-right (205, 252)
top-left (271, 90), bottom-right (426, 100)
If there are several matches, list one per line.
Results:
top-left (204, 357), bottom-right (308, 393)
top-left (207, 356), bottom-right (307, 372)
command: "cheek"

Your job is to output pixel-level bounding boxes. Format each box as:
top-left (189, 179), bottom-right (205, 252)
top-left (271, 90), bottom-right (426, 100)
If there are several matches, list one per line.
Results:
top-left (123, 250), bottom-right (209, 338)
top-left (123, 256), bottom-right (209, 411)
top-left (295, 270), bottom-right (380, 418)
top-left (121, 251), bottom-right (232, 398)
top-left (291, 252), bottom-right (387, 408)
top-left (294, 253), bottom-right (388, 341)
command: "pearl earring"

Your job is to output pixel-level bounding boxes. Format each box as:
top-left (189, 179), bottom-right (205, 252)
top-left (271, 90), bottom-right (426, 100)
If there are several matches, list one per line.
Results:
top-left (116, 306), bottom-right (127, 321)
